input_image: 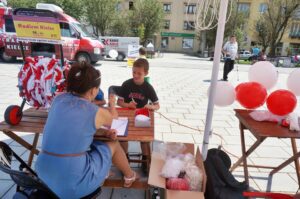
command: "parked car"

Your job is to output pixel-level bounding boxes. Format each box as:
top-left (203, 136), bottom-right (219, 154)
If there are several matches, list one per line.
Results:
top-left (238, 50), bottom-right (253, 60)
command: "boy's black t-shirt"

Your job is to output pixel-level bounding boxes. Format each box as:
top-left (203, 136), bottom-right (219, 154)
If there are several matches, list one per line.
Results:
top-left (119, 79), bottom-right (159, 108)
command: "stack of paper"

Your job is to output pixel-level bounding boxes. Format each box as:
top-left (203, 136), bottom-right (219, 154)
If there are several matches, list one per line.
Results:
top-left (111, 117), bottom-right (129, 136)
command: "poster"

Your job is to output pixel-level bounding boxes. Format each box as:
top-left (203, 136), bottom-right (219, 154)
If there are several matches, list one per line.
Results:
top-left (13, 15), bottom-right (61, 44)
top-left (127, 44), bottom-right (141, 67)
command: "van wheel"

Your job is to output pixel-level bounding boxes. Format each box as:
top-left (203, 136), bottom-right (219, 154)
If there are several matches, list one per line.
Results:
top-left (76, 53), bottom-right (91, 64)
top-left (0, 50), bottom-right (16, 63)
top-left (116, 53), bottom-right (125, 61)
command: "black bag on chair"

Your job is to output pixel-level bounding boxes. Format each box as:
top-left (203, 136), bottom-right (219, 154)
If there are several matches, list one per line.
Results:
top-left (204, 148), bottom-right (248, 199)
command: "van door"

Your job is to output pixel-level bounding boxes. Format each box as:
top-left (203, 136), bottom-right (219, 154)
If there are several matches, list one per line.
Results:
top-left (60, 22), bottom-right (79, 61)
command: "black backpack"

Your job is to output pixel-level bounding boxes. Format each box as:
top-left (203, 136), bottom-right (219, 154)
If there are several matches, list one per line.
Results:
top-left (204, 148), bottom-right (248, 199)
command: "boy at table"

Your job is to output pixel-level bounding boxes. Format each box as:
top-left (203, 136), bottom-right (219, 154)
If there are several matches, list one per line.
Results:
top-left (117, 58), bottom-right (160, 171)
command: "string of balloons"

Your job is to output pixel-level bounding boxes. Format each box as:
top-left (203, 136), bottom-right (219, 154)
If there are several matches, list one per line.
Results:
top-left (185, 0), bottom-right (233, 31)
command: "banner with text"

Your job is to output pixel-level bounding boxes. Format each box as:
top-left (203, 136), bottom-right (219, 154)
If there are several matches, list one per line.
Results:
top-left (13, 15), bottom-right (61, 44)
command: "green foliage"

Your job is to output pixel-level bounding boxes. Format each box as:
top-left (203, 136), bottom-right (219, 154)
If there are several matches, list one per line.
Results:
top-left (7, 0), bottom-right (84, 19)
top-left (137, 24), bottom-right (145, 43)
top-left (84, 0), bottom-right (119, 36)
top-left (128, 0), bottom-right (164, 44)
top-left (205, 0), bottom-right (248, 49)
top-left (255, 0), bottom-right (300, 57)
top-left (110, 14), bottom-right (130, 36)
top-left (7, 0), bottom-right (38, 8)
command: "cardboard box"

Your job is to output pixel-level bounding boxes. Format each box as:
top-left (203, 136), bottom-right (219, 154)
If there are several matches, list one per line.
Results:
top-left (148, 142), bottom-right (207, 199)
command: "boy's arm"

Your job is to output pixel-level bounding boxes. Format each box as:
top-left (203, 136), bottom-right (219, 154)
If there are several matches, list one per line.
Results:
top-left (144, 102), bottom-right (160, 111)
top-left (93, 99), bottom-right (106, 106)
top-left (117, 98), bottom-right (137, 109)
top-left (145, 84), bottom-right (160, 110)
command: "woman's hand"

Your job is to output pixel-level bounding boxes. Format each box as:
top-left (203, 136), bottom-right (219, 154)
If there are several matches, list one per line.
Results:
top-left (105, 129), bottom-right (117, 140)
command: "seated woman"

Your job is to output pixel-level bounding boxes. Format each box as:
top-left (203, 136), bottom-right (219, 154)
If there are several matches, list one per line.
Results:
top-left (35, 62), bottom-right (137, 198)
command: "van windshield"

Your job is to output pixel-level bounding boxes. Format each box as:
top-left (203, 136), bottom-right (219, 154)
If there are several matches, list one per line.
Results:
top-left (72, 23), bottom-right (93, 38)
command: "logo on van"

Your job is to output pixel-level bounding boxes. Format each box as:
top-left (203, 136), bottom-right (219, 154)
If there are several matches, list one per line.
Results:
top-left (101, 39), bottom-right (119, 46)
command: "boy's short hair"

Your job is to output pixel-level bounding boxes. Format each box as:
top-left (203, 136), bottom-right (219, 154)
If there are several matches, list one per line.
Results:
top-left (139, 47), bottom-right (146, 55)
top-left (133, 58), bottom-right (149, 73)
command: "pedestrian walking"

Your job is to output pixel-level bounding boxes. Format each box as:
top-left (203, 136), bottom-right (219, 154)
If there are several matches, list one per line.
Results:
top-left (221, 35), bottom-right (238, 81)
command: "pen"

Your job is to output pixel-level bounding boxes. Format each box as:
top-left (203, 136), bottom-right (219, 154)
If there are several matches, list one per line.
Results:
top-left (131, 97), bottom-right (136, 103)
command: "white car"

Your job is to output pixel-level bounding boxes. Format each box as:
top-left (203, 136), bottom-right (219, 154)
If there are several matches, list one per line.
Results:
top-left (238, 50), bottom-right (253, 60)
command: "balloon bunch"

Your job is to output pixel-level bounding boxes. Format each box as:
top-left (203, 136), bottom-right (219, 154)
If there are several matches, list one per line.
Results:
top-left (18, 56), bottom-right (70, 109)
top-left (211, 61), bottom-right (299, 117)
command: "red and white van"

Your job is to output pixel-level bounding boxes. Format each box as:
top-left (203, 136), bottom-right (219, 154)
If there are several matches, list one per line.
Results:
top-left (0, 3), bottom-right (104, 64)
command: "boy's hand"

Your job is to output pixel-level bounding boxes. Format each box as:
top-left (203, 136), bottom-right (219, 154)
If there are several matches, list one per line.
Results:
top-left (106, 129), bottom-right (117, 140)
top-left (127, 101), bottom-right (137, 109)
top-left (109, 94), bottom-right (116, 107)
top-left (144, 104), bottom-right (153, 110)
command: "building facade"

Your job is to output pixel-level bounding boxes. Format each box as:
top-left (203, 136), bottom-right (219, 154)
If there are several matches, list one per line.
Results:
top-left (119, 0), bottom-right (300, 55)
top-left (237, 0), bottom-right (300, 56)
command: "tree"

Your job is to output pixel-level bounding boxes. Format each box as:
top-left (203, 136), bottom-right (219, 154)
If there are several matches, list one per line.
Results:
top-left (255, 0), bottom-right (300, 57)
top-left (110, 14), bottom-right (130, 36)
top-left (8, 0), bottom-right (84, 19)
top-left (84, 0), bottom-right (119, 36)
top-left (7, 0), bottom-right (38, 8)
top-left (203, 0), bottom-right (248, 52)
top-left (128, 0), bottom-right (164, 45)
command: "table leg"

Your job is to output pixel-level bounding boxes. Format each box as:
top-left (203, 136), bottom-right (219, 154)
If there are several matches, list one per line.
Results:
top-left (230, 122), bottom-right (265, 184)
top-left (28, 133), bottom-right (40, 167)
top-left (270, 138), bottom-right (300, 188)
top-left (291, 138), bottom-right (300, 187)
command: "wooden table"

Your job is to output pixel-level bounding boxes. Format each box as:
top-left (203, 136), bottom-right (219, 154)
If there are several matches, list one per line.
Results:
top-left (0, 107), bottom-right (154, 190)
top-left (230, 109), bottom-right (300, 189)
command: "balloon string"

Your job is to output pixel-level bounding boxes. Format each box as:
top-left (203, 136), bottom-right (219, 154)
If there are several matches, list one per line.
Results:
top-left (154, 111), bottom-right (240, 159)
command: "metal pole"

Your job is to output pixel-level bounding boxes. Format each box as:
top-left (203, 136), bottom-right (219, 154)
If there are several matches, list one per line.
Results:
top-left (59, 44), bottom-right (64, 66)
top-left (19, 41), bottom-right (26, 63)
top-left (202, 0), bottom-right (229, 160)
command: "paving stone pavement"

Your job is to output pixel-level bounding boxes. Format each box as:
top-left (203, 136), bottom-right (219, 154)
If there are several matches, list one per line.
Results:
top-left (0, 53), bottom-right (300, 198)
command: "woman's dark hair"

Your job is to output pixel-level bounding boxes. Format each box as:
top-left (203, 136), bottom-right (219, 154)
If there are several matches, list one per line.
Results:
top-left (67, 62), bottom-right (101, 94)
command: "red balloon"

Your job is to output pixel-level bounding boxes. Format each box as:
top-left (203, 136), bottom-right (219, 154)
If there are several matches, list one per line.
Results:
top-left (236, 82), bottom-right (267, 109)
top-left (267, 90), bottom-right (297, 116)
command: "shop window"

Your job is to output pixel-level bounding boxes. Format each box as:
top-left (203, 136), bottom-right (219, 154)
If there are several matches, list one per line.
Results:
top-left (184, 3), bottom-right (196, 14)
top-left (182, 38), bottom-right (193, 49)
top-left (164, 20), bottom-right (170, 29)
top-left (161, 37), bottom-right (168, 48)
top-left (163, 3), bottom-right (171, 13)
top-left (183, 21), bottom-right (195, 30)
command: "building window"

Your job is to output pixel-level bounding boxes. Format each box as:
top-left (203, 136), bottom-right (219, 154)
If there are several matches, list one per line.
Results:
top-left (185, 3), bottom-right (196, 14)
top-left (161, 37), bottom-right (168, 48)
top-left (183, 21), bottom-right (195, 30)
top-left (129, 1), bottom-right (134, 10)
top-left (164, 20), bottom-right (170, 29)
top-left (163, 3), bottom-right (171, 13)
top-left (116, 2), bottom-right (122, 11)
top-left (238, 3), bottom-right (250, 12)
top-left (290, 23), bottom-right (300, 38)
top-left (259, 3), bottom-right (267, 13)
top-left (182, 38), bottom-right (193, 49)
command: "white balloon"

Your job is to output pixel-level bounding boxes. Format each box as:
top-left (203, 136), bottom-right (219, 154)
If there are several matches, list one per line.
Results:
top-left (208, 81), bottom-right (236, 107)
top-left (248, 61), bottom-right (278, 90)
top-left (108, 49), bottom-right (118, 59)
top-left (287, 68), bottom-right (300, 96)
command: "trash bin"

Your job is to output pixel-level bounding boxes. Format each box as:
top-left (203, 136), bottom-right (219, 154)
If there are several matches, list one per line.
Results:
top-left (204, 51), bottom-right (208, 58)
